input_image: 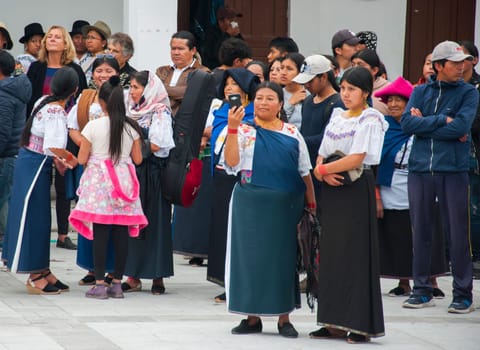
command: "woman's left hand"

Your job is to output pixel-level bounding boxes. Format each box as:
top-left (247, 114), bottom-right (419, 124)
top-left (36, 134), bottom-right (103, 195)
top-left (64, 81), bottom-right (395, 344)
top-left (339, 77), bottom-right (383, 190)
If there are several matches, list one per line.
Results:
top-left (323, 173), bottom-right (344, 186)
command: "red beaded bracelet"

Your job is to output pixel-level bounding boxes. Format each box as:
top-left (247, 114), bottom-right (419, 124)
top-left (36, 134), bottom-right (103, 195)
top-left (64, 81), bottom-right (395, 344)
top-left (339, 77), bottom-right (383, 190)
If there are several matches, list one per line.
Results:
top-left (227, 128), bottom-right (238, 134)
top-left (307, 202), bottom-right (316, 209)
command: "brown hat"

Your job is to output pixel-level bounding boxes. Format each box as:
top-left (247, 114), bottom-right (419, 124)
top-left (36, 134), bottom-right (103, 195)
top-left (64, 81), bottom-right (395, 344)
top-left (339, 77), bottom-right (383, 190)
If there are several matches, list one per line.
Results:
top-left (19, 23), bottom-right (45, 44)
top-left (0, 22), bottom-right (13, 50)
top-left (82, 20), bottom-right (111, 40)
top-left (216, 6), bottom-right (242, 20)
top-left (331, 29), bottom-right (360, 49)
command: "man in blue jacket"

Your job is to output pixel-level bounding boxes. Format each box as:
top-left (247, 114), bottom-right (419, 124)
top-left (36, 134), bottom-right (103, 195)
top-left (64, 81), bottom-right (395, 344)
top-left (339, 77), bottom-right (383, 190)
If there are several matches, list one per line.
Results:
top-left (0, 50), bottom-right (32, 247)
top-left (401, 41), bottom-right (479, 313)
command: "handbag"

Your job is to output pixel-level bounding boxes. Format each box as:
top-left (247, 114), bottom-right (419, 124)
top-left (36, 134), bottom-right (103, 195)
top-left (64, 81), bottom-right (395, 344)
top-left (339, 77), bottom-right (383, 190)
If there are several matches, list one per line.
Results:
top-left (323, 150), bottom-right (362, 185)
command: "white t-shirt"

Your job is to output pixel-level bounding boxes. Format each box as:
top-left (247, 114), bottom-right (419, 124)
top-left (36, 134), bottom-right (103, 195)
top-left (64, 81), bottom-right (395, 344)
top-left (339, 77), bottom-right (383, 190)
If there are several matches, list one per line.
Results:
top-left (82, 117), bottom-right (140, 160)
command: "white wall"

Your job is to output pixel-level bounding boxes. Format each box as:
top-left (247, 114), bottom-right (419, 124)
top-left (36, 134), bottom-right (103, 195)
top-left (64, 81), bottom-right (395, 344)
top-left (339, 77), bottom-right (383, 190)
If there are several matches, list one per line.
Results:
top-left (123, 0), bottom-right (177, 72)
top-left (2, 0), bottom-right (123, 58)
top-left (289, 0), bottom-right (407, 80)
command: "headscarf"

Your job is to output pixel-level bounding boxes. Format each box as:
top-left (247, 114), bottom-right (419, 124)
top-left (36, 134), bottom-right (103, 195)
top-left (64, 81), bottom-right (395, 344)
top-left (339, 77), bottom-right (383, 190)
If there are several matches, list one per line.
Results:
top-left (127, 71), bottom-right (171, 123)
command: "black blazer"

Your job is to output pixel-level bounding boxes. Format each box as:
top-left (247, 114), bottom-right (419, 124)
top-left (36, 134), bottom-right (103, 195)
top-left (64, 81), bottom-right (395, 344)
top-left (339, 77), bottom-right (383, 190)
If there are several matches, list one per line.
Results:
top-left (26, 61), bottom-right (87, 118)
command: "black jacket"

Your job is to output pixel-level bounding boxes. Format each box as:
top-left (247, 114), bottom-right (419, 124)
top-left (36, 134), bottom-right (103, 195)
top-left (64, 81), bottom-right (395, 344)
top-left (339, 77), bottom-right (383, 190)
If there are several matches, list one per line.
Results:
top-left (26, 61), bottom-right (87, 118)
top-left (0, 74), bottom-right (32, 157)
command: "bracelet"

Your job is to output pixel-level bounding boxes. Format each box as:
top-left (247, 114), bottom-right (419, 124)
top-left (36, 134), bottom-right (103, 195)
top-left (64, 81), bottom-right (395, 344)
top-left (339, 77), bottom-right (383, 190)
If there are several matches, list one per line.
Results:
top-left (227, 128), bottom-right (238, 134)
top-left (66, 152), bottom-right (73, 161)
top-left (316, 164), bottom-right (329, 176)
top-left (307, 202), bottom-right (316, 209)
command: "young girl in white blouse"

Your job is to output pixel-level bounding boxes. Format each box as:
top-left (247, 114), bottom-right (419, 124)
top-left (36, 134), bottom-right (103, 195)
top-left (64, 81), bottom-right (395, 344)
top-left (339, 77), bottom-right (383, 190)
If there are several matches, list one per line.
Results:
top-left (311, 67), bottom-right (388, 344)
top-left (69, 76), bottom-right (147, 299)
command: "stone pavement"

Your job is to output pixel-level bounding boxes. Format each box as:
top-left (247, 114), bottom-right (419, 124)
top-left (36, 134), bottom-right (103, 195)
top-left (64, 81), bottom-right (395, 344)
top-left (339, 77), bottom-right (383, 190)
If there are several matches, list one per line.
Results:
top-left (0, 235), bottom-right (478, 350)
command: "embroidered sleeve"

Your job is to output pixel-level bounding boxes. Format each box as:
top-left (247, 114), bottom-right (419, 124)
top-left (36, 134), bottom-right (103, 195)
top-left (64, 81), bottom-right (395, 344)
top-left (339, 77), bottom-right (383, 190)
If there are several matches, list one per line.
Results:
top-left (149, 108), bottom-right (175, 157)
top-left (43, 107), bottom-right (68, 152)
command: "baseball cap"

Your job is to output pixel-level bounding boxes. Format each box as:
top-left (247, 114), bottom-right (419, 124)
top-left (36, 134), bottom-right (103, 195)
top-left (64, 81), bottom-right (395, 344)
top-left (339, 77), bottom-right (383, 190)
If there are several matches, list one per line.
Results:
top-left (332, 29), bottom-right (360, 48)
top-left (292, 55), bottom-right (332, 84)
top-left (431, 41), bottom-right (473, 62)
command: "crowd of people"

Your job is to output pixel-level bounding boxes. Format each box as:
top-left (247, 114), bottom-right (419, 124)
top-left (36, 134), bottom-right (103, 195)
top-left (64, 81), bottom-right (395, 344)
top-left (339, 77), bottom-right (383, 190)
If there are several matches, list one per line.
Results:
top-left (0, 4), bottom-right (479, 344)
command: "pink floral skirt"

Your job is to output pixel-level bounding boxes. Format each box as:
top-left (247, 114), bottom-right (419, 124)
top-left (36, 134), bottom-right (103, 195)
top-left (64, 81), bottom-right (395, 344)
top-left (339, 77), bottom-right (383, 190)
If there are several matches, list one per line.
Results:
top-left (69, 157), bottom-right (148, 240)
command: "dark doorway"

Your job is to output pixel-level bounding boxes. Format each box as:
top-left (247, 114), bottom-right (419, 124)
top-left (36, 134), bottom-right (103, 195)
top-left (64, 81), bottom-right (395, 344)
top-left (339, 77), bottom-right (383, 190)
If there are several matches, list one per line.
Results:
top-left (178, 0), bottom-right (289, 64)
top-left (403, 0), bottom-right (476, 83)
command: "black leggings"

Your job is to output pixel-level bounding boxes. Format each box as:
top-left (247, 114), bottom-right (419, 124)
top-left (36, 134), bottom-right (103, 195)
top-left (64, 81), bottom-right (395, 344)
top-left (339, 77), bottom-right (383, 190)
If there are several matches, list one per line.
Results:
top-left (92, 224), bottom-right (129, 281)
top-left (54, 170), bottom-right (70, 234)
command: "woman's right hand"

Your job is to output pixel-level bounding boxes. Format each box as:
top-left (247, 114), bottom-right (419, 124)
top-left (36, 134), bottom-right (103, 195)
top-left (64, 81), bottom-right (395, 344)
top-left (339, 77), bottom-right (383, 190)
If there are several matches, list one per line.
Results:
top-left (323, 173), bottom-right (344, 186)
top-left (376, 198), bottom-right (384, 218)
top-left (227, 105), bottom-right (245, 130)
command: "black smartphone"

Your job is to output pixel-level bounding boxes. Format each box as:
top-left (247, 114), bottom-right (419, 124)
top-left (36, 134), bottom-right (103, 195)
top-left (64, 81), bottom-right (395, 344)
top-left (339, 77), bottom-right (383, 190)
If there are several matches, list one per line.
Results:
top-left (228, 94), bottom-right (242, 108)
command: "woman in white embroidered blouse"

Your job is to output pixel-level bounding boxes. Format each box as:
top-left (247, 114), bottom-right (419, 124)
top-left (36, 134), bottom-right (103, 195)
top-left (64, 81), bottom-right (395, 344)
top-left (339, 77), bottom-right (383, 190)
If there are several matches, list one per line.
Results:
top-left (311, 67), bottom-right (388, 344)
top-left (2, 67), bottom-right (79, 295)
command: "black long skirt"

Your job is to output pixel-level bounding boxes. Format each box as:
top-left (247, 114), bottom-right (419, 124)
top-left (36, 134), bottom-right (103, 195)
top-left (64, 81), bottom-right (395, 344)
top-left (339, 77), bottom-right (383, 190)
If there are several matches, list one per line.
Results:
top-left (124, 155), bottom-right (173, 279)
top-left (206, 168), bottom-right (238, 286)
top-left (317, 170), bottom-right (384, 337)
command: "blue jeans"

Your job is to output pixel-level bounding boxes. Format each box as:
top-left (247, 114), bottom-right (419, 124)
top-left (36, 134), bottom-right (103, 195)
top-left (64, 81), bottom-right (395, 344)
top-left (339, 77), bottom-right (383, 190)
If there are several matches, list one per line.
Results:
top-left (0, 157), bottom-right (16, 234)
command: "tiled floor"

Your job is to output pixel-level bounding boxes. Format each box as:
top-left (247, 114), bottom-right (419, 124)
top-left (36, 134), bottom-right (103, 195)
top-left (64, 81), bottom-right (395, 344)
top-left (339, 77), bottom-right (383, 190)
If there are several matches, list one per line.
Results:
top-left (0, 236), bottom-right (478, 350)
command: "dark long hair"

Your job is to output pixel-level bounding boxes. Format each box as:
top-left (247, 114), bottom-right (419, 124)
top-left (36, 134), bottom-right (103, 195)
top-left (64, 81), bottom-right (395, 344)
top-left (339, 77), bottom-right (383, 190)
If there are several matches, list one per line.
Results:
top-left (21, 66), bottom-right (79, 146)
top-left (100, 76), bottom-right (143, 164)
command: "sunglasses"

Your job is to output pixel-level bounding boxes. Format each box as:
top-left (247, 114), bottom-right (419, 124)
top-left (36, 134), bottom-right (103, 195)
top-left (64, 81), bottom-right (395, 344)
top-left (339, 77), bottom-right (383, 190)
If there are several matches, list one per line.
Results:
top-left (96, 53), bottom-right (115, 59)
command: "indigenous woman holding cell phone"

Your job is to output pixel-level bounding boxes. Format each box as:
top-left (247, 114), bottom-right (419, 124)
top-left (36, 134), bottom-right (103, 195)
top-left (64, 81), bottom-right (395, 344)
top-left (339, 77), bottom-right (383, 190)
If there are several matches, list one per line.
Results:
top-left (1, 67), bottom-right (79, 295)
top-left (217, 81), bottom-right (315, 338)
top-left (207, 68), bottom-right (259, 303)
top-left (311, 67), bottom-right (387, 344)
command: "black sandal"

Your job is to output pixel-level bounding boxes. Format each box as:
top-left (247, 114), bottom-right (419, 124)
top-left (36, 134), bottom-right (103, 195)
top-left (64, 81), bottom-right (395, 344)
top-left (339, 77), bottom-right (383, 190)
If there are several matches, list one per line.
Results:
top-left (26, 275), bottom-right (60, 295)
top-left (78, 273), bottom-right (95, 286)
top-left (310, 327), bottom-right (347, 339)
top-left (346, 332), bottom-right (370, 344)
top-left (43, 270), bottom-right (69, 292)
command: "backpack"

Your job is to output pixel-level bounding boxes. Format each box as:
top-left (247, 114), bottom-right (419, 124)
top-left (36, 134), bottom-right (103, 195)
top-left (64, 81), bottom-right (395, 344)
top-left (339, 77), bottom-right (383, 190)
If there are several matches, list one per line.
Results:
top-left (161, 69), bottom-right (216, 207)
top-left (297, 209), bottom-right (322, 311)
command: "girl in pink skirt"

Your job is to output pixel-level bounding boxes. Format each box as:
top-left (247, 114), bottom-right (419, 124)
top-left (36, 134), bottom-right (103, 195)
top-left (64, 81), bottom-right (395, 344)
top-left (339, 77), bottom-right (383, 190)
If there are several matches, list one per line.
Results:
top-left (69, 76), bottom-right (147, 299)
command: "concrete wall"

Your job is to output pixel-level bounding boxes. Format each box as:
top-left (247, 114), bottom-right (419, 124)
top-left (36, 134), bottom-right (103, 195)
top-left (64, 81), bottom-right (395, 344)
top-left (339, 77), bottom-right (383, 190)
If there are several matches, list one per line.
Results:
top-left (289, 0), bottom-right (408, 81)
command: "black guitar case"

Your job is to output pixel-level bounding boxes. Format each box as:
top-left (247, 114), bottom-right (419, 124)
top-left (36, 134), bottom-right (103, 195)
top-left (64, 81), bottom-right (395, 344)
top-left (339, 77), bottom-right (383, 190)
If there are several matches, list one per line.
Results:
top-left (161, 69), bottom-right (215, 206)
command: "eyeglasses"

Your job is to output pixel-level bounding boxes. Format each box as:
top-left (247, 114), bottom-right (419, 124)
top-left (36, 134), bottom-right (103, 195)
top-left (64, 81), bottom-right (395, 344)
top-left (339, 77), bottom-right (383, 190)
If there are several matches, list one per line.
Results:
top-left (96, 53), bottom-right (115, 59)
top-left (85, 35), bottom-right (102, 41)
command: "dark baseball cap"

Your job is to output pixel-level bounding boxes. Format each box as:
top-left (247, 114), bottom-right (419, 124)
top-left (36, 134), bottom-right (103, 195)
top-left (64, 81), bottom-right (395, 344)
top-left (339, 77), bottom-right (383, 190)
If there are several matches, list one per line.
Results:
top-left (332, 29), bottom-right (361, 48)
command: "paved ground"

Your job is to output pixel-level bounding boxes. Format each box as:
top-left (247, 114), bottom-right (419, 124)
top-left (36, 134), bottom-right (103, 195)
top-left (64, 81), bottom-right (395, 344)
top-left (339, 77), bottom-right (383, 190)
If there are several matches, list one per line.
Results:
top-left (0, 233), bottom-right (478, 350)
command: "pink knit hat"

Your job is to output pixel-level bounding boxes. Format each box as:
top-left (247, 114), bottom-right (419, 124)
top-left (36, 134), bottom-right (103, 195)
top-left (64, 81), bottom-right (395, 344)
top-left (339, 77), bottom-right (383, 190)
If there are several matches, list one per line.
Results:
top-left (374, 76), bottom-right (413, 104)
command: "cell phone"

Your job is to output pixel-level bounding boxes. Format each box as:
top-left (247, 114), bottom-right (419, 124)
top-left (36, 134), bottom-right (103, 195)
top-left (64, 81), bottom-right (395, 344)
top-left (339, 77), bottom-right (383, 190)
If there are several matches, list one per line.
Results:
top-left (228, 94), bottom-right (242, 109)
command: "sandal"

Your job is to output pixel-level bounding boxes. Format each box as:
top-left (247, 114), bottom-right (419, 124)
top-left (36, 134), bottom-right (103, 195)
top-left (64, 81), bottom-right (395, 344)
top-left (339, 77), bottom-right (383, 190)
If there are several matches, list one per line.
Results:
top-left (346, 332), bottom-right (370, 344)
top-left (43, 270), bottom-right (69, 292)
top-left (151, 284), bottom-right (165, 295)
top-left (79, 273), bottom-right (96, 286)
top-left (26, 275), bottom-right (60, 295)
top-left (309, 327), bottom-right (347, 339)
top-left (121, 279), bottom-right (142, 292)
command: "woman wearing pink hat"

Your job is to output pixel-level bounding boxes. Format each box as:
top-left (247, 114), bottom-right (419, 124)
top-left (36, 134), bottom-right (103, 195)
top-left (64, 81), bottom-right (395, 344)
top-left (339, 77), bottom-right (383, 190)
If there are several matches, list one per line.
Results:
top-left (374, 77), bottom-right (448, 298)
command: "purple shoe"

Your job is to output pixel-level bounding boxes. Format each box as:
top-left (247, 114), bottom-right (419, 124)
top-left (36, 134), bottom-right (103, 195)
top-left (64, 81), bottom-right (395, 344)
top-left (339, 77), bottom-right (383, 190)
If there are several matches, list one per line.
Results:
top-left (107, 282), bottom-right (124, 298)
top-left (86, 284), bottom-right (108, 299)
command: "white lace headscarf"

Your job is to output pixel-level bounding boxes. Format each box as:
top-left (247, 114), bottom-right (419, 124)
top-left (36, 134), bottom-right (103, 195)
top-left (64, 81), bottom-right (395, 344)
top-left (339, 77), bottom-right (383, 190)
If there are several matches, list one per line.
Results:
top-left (127, 71), bottom-right (171, 125)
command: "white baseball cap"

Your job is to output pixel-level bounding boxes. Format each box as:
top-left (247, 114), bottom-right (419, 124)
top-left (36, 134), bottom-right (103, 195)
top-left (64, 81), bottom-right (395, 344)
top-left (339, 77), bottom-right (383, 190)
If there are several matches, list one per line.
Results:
top-left (431, 41), bottom-right (473, 62)
top-left (292, 55), bottom-right (332, 84)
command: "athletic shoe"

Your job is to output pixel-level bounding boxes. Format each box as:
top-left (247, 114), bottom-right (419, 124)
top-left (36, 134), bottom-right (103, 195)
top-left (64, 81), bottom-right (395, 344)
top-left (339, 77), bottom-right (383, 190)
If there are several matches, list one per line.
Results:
top-left (403, 294), bottom-right (435, 308)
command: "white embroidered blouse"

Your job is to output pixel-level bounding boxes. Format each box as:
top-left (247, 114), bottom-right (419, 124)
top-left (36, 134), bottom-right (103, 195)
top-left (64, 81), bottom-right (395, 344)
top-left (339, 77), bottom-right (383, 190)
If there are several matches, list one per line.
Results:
top-left (318, 107), bottom-right (388, 165)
